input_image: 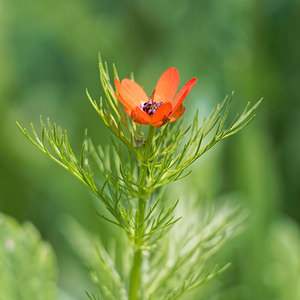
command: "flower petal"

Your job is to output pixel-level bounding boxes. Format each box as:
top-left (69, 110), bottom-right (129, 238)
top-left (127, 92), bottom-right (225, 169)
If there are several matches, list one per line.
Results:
top-left (153, 68), bottom-right (179, 103)
top-left (151, 102), bottom-right (172, 124)
top-left (172, 78), bottom-right (197, 112)
top-left (115, 78), bottom-right (148, 109)
top-left (169, 104), bottom-right (185, 122)
top-left (131, 107), bottom-right (152, 125)
top-left (121, 78), bottom-right (148, 102)
top-left (152, 121), bottom-right (164, 128)
top-left (114, 92), bottom-right (132, 115)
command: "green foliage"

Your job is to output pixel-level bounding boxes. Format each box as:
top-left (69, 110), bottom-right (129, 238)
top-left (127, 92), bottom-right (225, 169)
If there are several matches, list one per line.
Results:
top-left (61, 216), bottom-right (128, 300)
top-left (145, 201), bottom-right (246, 300)
top-left (0, 213), bottom-right (57, 300)
top-left (16, 57), bottom-right (261, 300)
top-left (61, 200), bottom-right (246, 300)
top-left (3, 1), bottom-right (298, 299)
top-left (16, 58), bottom-right (261, 246)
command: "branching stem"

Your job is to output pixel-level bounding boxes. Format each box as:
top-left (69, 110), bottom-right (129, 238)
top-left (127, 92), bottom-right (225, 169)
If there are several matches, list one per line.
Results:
top-left (129, 125), bottom-right (155, 300)
top-left (17, 57), bottom-right (262, 300)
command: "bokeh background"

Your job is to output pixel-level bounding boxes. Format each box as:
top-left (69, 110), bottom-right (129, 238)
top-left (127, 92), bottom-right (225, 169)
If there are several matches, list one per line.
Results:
top-left (1, 0), bottom-right (300, 299)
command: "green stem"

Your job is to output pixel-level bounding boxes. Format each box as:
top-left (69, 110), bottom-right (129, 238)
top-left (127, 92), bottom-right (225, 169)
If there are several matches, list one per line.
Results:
top-left (144, 125), bottom-right (155, 156)
top-left (129, 248), bottom-right (142, 300)
top-left (129, 126), bottom-right (155, 300)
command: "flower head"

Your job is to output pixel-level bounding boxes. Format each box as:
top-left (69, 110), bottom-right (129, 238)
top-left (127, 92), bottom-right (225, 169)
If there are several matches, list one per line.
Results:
top-left (114, 68), bottom-right (197, 128)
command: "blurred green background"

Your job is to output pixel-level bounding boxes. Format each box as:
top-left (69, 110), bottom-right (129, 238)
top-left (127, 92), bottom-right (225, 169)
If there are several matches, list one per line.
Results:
top-left (1, 0), bottom-right (300, 299)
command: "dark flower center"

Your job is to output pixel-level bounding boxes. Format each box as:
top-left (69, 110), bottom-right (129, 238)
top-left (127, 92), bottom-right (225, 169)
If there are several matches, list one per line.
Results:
top-left (142, 100), bottom-right (163, 115)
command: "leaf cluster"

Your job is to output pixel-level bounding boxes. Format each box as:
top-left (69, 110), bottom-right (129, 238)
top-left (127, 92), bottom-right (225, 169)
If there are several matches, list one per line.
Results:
top-left (16, 57), bottom-right (262, 300)
top-left (61, 200), bottom-right (246, 300)
top-left (144, 201), bottom-right (246, 300)
top-left (0, 213), bottom-right (57, 300)
top-left (60, 216), bottom-right (128, 300)
top-left (134, 93), bottom-right (262, 193)
top-left (16, 58), bottom-right (261, 249)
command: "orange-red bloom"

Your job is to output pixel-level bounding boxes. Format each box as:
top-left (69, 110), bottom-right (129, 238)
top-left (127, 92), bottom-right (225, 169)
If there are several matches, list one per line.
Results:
top-left (114, 68), bottom-right (197, 128)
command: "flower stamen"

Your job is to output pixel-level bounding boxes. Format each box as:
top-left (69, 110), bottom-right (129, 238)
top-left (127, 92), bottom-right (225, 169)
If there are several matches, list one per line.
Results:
top-left (141, 100), bottom-right (164, 116)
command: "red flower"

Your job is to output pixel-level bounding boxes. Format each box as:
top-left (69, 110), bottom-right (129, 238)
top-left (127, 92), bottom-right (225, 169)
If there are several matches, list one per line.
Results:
top-left (114, 68), bottom-right (197, 128)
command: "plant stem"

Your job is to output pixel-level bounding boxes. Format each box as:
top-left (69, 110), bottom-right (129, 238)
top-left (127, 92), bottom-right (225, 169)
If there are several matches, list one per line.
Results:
top-left (129, 126), bottom-right (155, 300)
top-left (129, 248), bottom-right (142, 300)
top-left (129, 196), bottom-right (145, 300)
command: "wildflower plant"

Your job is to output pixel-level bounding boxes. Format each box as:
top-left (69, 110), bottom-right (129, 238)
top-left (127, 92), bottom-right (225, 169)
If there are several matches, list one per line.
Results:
top-left (17, 55), bottom-right (262, 300)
